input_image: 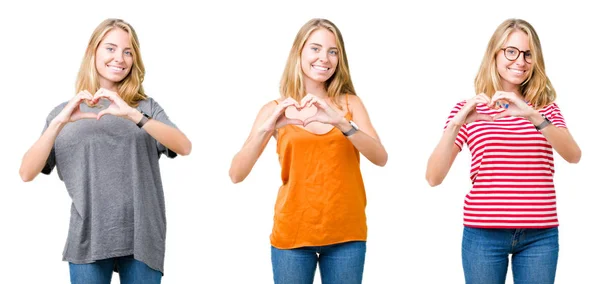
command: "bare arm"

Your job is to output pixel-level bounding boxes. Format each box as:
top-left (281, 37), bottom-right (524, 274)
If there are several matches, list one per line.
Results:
top-left (229, 99), bottom-right (303, 183)
top-left (425, 124), bottom-right (462, 187)
top-left (19, 120), bottom-right (63, 182)
top-left (527, 113), bottom-right (581, 163)
top-left (491, 91), bottom-right (581, 163)
top-left (94, 89), bottom-right (192, 156)
top-left (425, 94), bottom-right (492, 187)
top-left (334, 95), bottom-right (388, 167)
top-left (128, 110), bottom-right (192, 156)
top-left (19, 91), bottom-right (96, 182)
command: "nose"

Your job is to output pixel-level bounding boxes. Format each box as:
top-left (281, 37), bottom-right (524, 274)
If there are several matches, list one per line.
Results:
top-left (113, 50), bottom-right (124, 63)
top-left (515, 52), bottom-right (526, 65)
top-left (318, 50), bottom-right (328, 62)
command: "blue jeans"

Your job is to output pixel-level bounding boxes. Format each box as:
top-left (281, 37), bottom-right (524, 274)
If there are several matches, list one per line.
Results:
top-left (271, 241), bottom-right (366, 284)
top-left (69, 255), bottom-right (162, 284)
top-left (462, 227), bottom-right (559, 284)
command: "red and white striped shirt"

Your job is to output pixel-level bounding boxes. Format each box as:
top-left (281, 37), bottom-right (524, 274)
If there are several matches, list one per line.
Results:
top-left (445, 101), bottom-right (567, 228)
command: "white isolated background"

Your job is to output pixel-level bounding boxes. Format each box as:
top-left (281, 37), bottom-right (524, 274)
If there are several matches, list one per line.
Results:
top-left (1, 0), bottom-right (597, 283)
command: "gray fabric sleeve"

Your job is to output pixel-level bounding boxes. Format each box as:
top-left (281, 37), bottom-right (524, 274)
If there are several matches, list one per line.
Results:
top-left (40, 106), bottom-right (62, 175)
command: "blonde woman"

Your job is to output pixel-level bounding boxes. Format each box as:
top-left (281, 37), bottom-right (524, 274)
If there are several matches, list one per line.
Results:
top-left (426, 18), bottom-right (580, 284)
top-left (229, 18), bottom-right (387, 284)
top-left (19, 18), bottom-right (191, 284)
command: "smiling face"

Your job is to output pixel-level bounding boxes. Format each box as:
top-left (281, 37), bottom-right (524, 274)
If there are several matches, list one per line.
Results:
top-left (496, 30), bottom-right (532, 91)
top-left (94, 28), bottom-right (133, 90)
top-left (300, 28), bottom-right (339, 86)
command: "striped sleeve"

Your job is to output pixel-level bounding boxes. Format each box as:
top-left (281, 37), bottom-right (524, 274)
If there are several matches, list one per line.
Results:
top-left (443, 101), bottom-right (468, 151)
top-left (542, 103), bottom-right (567, 128)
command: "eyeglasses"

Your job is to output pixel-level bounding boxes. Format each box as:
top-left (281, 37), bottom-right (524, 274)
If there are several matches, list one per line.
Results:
top-left (501, 46), bottom-right (532, 64)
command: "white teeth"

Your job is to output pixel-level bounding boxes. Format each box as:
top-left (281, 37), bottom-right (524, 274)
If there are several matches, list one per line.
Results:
top-left (108, 66), bottom-right (125, 71)
top-left (509, 68), bottom-right (525, 75)
top-left (312, 65), bottom-right (329, 71)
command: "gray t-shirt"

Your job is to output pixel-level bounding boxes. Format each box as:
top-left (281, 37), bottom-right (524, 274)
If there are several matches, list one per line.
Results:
top-left (42, 96), bottom-right (177, 274)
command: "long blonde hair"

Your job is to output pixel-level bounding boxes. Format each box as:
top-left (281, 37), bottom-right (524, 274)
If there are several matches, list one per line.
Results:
top-left (76, 18), bottom-right (146, 107)
top-left (474, 18), bottom-right (555, 109)
top-left (279, 18), bottom-right (356, 105)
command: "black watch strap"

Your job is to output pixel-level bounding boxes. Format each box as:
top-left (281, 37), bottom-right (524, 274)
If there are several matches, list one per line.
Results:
top-left (534, 114), bottom-right (551, 131)
top-left (137, 111), bottom-right (152, 128)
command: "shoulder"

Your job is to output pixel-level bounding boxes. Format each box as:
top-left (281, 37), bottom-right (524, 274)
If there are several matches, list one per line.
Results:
top-left (540, 102), bottom-right (560, 111)
top-left (136, 95), bottom-right (156, 107)
top-left (261, 98), bottom-right (283, 111)
top-left (345, 93), bottom-right (364, 112)
top-left (539, 102), bottom-right (563, 117)
top-left (136, 96), bottom-right (165, 116)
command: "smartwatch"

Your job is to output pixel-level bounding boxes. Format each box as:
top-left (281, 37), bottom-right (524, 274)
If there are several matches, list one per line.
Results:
top-left (534, 114), bottom-right (552, 131)
top-left (137, 110), bottom-right (152, 128)
top-left (342, 120), bottom-right (359, 137)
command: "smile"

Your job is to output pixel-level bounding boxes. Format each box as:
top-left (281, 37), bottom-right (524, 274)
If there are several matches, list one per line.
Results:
top-left (107, 65), bottom-right (126, 71)
top-left (312, 65), bottom-right (330, 71)
top-left (508, 68), bottom-right (526, 75)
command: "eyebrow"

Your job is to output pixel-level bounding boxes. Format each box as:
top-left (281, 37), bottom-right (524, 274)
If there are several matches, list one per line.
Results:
top-left (308, 43), bottom-right (338, 49)
top-left (103, 42), bottom-right (132, 50)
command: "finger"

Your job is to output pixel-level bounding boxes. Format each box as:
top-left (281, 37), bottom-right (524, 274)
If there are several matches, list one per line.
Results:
top-left (472, 96), bottom-right (490, 105)
top-left (286, 119), bottom-right (304, 126)
top-left (303, 115), bottom-right (319, 126)
top-left (283, 97), bottom-right (300, 106)
top-left (300, 94), bottom-right (314, 106)
top-left (94, 88), bottom-right (115, 101)
top-left (304, 97), bottom-right (318, 109)
top-left (493, 110), bottom-right (510, 120)
top-left (72, 92), bottom-right (87, 103)
top-left (489, 95), bottom-right (509, 109)
top-left (476, 114), bottom-right (493, 122)
top-left (475, 93), bottom-right (491, 103)
top-left (78, 92), bottom-right (94, 102)
top-left (77, 111), bottom-right (98, 120)
top-left (80, 90), bottom-right (95, 103)
top-left (276, 100), bottom-right (297, 115)
top-left (282, 99), bottom-right (299, 108)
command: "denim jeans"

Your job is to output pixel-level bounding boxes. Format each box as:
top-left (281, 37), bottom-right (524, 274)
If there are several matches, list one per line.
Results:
top-left (69, 255), bottom-right (162, 284)
top-left (462, 226), bottom-right (559, 284)
top-left (271, 241), bottom-right (366, 284)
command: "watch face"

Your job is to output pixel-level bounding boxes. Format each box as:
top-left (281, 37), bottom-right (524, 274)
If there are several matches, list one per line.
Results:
top-left (350, 120), bottom-right (359, 130)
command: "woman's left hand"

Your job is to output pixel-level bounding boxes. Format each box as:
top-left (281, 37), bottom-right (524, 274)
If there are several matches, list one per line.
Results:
top-left (93, 88), bottom-right (137, 121)
top-left (489, 91), bottom-right (535, 120)
top-left (301, 94), bottom-right (345, 126)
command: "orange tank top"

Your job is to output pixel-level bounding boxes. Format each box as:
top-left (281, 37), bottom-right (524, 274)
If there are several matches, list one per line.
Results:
top-left (270, 95), bottom-right (367, 249)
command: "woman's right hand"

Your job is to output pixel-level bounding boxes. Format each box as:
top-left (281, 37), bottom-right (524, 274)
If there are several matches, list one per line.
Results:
top-left (449, 93), bottom-right (493, 126)
top-left (52, 91), bottom-right (97, 125)
top-left (260, 98), bottom-right (304, 132)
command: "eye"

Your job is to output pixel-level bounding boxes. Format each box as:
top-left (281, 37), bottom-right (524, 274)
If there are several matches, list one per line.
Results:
top-left (311, 47), bottom-right (319, 52)
top-left (124, 50), bottom-right (132, 56)
top-left (106, 47), bottom-right (114, 52)
top-left (524, 51), bottom-right (532, 59)
top-left (506, 49), bottom-right (516, 55)
top-left (329, 49), bottom-right (338, 55)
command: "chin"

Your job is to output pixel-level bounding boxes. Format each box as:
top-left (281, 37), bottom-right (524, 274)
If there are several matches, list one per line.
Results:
top-left (311, 74), bottom-right (333, 83)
